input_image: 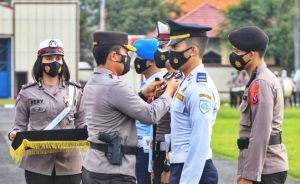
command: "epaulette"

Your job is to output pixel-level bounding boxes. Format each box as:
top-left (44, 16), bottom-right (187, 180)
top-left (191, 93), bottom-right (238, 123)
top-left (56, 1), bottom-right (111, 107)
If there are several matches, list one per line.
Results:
top-left (68, 81), bottom-right (82, 88)
top-left (21, 82), bottom-right (38, 90)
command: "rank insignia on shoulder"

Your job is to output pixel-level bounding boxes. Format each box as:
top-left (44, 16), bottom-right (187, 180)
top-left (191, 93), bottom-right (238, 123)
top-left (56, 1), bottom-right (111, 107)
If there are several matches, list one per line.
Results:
top-left (69, 81), bottom-right (82, 88)
top-left (176, 93), bottom-right (184, 101)
top-left (22, 82), bottom-right (38, 89)
top-left (199, 100), bottom-right (211, 113)
top-left (181, 86), bottom-right (187, 93)
top-left (199, 93), bottom-right (211, 100)
top-left (196, 72), bottom-right (207, 83)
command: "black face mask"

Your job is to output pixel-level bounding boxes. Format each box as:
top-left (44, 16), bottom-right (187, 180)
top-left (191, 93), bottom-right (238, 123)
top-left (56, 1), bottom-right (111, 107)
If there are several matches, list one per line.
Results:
top-left (42, 61), bottom-right (62, 77)
top-left (117, 53), bottom-right (131, 75)
top-left (169, 47), bottom-right (192, 70)
top-left (229, 52), bottom-right (250, 71)
top-left (134, 57), bottom-right (150, 74)
top-left (154, 50), bottom-right (169, 68)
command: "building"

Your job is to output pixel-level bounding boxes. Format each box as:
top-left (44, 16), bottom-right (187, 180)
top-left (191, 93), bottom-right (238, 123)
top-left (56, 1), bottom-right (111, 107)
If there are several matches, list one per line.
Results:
top-left (0, 0), bottom-right (79, 99)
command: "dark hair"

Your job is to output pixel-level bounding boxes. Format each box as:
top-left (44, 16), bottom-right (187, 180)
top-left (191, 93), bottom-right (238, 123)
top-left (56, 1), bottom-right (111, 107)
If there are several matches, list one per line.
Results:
top-left (32, 56), bottom-right (70, 82)
top-left (184, 37), bottom-right (208, 57)
top-left (93, 45), bottom-right (122, 65)
top-left (257, 49), bottom-right (266, 58)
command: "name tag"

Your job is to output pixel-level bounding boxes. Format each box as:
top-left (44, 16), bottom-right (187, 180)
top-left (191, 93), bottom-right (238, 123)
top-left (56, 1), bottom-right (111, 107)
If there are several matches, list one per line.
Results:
top-left (142, 136), bottom-right (151, 153)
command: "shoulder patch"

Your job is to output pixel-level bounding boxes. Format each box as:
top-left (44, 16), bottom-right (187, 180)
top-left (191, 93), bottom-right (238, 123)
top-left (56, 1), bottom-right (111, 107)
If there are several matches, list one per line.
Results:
top-left (68, 81), bottom-right (82, 88)
top-left (249, 80), bottom-right (259, 106)
top-left (196, 72), bottom-right (207, 83)
top-left (199, 99), bottom-right (211, 113)
top-left (22, 82), bottom-right (38, 89)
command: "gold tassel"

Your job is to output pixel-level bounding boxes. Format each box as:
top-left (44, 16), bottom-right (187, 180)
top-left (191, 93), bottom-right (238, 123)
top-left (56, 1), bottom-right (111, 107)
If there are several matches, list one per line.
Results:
top-left (9, 139), bottom-right (89, 163)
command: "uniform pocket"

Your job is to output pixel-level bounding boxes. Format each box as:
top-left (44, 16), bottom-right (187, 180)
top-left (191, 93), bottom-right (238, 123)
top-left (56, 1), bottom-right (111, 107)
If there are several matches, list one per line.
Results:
top-left (239, 101), bottom-right (251, 127)
top-left (29, 104), bottom-right (47, 129)
top-left (172, 102), bottom-right (185, 113)
top-left (30, 104), bottom-right (46, 113)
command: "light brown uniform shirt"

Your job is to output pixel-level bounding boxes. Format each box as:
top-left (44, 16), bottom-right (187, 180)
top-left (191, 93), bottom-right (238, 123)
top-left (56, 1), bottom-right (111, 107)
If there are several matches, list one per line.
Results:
top-left (12, 79), bottom-right (85, 176)
top-left (82, 67), bottom-right (172, 177)
top-left (238, 63), bottom-right (288, 181)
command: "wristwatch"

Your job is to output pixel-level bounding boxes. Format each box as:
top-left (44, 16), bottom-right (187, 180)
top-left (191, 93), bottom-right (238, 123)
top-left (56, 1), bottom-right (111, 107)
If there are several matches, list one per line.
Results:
top-left (163, 160), bottom-right (170, 172)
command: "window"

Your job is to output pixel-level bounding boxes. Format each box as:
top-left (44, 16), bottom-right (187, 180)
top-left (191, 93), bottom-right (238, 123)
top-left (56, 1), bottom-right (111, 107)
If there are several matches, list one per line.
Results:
top-left (203, 51), bottom-right (221, 64)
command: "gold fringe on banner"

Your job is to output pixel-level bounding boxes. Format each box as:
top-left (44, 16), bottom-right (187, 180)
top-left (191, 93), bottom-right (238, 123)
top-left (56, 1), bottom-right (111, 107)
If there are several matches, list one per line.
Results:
top-left (9, 139), bottom-right (89, 163)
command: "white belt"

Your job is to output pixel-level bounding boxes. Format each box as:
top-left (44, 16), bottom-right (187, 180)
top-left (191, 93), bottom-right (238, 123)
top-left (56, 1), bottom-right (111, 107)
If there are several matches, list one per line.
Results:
top-left (170, 150), bottom-right (212, 164)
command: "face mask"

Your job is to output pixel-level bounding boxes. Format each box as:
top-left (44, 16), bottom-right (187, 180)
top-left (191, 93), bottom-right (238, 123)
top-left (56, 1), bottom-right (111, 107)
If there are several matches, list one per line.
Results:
top-left (154, 50), bottom-right (169, 68)
top-left (118, 53), bottom-right (131, 75)
top-left (229, 52), bottom-right (250, 71)
top-left (169, 47), bottom-right (192, 70)
top-left (42, 61), bottom-right (62, 77)
top-left (134, 57), bottom-right (150, 74)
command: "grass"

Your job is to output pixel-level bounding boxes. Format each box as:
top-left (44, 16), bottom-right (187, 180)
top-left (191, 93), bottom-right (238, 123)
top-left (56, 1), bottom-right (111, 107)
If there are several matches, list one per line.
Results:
top-left (211, 107), bottom-right (300, 179)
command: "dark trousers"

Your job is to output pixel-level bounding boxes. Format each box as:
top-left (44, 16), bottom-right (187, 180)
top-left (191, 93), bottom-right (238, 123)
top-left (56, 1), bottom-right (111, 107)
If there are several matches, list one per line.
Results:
top-left (153, 151), bottom-right (166, 184)
top-left (253, 171), bottom-right (287, 184)
top-left (136, 147), bottom-right (151, 184)
top-left (25, 168), bottom-right (81, 184)
top-left (169, 159), bottom-right (218, 184)
top-left (82, 167), bottom-right (136, 184)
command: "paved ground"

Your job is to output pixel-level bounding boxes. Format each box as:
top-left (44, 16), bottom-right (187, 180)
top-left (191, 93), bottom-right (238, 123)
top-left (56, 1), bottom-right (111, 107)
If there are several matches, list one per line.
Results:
top-left (0, 107), bottom-right (299, 184)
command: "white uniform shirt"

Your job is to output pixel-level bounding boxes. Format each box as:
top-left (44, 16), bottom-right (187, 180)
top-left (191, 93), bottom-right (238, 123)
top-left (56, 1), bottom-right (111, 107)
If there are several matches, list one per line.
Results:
top-left (170, 64), bottom-right (220, 184)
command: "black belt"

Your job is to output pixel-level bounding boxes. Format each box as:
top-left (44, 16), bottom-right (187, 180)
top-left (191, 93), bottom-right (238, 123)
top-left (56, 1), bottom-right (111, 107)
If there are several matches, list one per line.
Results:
top-left (90, 142), bottom-right (137, 155)
top-left (237, 133), bottom-right (282, 150)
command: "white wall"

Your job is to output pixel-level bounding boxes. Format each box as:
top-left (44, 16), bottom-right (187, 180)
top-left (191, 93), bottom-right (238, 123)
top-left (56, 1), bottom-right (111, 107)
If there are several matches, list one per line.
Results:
top-left (13, 0), bottom-right (79, 82)
top-left (0, 5), bottom-right (13, 35)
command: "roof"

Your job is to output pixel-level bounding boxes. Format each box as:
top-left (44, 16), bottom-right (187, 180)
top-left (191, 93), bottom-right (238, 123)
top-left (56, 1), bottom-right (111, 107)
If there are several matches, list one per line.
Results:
top-left (175, 3), bottom-right (226, 38)
top-left (170, 0), bottom-right (239, 13)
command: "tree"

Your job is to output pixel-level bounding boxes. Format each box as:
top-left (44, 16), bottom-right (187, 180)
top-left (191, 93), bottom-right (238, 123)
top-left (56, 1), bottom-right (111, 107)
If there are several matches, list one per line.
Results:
top-left (222, 0), bottom-right (296, 68)
top-left (79, 0), bottom-right (179, 66)
top-left (106, 0), bottom-right (179, 34)
top-left (79, 0), bottom-right (100, 66)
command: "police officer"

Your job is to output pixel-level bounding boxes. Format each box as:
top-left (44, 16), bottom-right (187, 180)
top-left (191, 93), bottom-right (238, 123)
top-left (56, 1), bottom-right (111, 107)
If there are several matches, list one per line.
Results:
top-left (152, 21), bottom-right (183, 184)
top-left (228, 26), bottom-right (288, 184)
top-left (133, 38), bottom-right (164, 184)
top-left (167, 20), bottom-right (220, 184)
top-left (8, 39), bottom-right (85, 184)
top-left (81, 31), bottom-right (180, 184)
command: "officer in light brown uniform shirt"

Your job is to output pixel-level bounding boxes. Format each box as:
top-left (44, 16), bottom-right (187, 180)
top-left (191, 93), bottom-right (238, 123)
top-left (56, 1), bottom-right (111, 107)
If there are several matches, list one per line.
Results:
top-left (82, 32), bottom-right (180, 184)
top-left (8, 39), bottom-right (85, 184)
top-left (228, 27), bottom-right (288, 184)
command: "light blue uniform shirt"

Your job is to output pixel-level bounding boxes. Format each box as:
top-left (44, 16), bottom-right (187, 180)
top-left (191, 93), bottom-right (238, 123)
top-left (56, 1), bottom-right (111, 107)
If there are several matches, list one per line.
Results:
top-left (136, 71), bottom-right (165, 137)
top-left (170, 64), bottom-right (220, 184)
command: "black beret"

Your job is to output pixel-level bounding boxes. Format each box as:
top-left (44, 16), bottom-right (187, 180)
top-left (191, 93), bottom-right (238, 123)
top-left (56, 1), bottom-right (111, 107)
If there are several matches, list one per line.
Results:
top-left (93, 31), bottom-right (136, 51)
top-left (167, 20), bottom-right (212, 46)
top-left (228, 26), bottom-right (269, 52)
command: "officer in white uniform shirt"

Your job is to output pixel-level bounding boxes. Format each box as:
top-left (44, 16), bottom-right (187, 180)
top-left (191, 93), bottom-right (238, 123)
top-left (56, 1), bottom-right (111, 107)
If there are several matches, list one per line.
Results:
top-left (166, 20), bottom-right (220, 184)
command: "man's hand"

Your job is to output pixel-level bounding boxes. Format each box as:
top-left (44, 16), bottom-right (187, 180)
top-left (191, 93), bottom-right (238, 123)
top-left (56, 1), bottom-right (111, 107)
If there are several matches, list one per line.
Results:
top-left (161, 171), bottom-right (170, 184)
top-left (142, 80), bottom-right (166, 98)
top-left (165, 79), bottom-right (181, 97)
top-left (237, 176), bottom-right (252, 184)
